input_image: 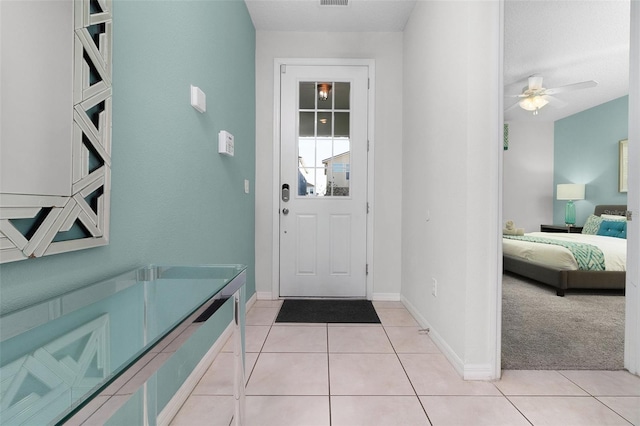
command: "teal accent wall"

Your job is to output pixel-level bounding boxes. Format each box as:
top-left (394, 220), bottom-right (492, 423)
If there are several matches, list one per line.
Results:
top-left (0, 0), bottom-right (256, 315)
top-left (554, 96), bottom-right (628, 225)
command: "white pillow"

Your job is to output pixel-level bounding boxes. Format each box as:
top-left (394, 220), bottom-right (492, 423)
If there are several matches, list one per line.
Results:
top-left (582, 215), bottom-right (603, 234)
top-left (600, 214), bottom-right (626, 221)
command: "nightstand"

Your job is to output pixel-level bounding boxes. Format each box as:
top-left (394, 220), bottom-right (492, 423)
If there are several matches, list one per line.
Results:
top-left (540, 224), bottom-right (583, 233)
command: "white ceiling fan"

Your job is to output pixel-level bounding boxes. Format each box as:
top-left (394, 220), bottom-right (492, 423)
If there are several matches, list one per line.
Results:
top-left (506, 74), bottom-right (598, 115)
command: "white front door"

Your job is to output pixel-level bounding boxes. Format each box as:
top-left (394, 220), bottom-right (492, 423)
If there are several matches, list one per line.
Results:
top-left (279, 64), bottom-right (369, 297)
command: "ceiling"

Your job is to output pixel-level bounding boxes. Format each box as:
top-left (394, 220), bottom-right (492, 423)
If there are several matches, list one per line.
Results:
top-left (504, 0), bottom-right (630, 122)
top-left (245, 0), bottom-right (631, 122)
top-left (245, 0), bottom-right (416, 32)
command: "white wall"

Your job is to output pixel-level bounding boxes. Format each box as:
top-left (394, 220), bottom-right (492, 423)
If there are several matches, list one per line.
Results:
top-left (255, 31), bottom-right (403, 299)
top-left (402, 1), bottom-right (502, 379)
top-left (503, 121), bottom-right (554, 232)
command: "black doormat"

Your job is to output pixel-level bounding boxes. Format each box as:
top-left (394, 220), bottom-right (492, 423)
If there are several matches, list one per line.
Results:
top-left (275, 299), bottom-right (381, 323)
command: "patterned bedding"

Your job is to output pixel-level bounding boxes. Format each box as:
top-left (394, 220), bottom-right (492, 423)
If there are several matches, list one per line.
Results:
top-left (502, 232), bottom-right (626, 271)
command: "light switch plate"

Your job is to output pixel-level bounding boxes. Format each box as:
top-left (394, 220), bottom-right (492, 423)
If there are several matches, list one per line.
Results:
top-left (190, 85), bottom-right (206, 113)
top-left (244, 179), bottom-right (250, 194)
top-left (218, 130), bottom-right (234, 156)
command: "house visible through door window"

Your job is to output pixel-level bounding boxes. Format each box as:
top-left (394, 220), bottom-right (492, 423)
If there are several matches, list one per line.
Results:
top-left (298, 82), bottom-right (351, 197)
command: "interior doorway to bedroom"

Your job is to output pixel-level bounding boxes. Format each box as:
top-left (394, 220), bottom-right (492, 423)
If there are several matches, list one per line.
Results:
top-left (501, 0), bottom-right (633, 371)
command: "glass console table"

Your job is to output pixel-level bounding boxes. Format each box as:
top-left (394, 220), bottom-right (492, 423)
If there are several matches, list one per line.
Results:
top-left (0, 264), bottom-right (247, 425)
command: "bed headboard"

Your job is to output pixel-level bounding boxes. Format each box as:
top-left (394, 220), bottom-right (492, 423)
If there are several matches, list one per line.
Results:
top-left (594, 205), bottom-right (627, 216)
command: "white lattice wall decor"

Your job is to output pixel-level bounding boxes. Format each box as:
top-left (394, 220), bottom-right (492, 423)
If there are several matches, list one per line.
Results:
top-left (0, 0), bottom-right (112, 263)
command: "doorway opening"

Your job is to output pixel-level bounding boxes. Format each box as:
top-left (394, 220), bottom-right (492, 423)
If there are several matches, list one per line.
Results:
top-left (502, 4), bottom-right (637, 370)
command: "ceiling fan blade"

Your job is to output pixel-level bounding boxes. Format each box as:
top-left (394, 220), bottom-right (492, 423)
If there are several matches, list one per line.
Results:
top-left (545, 95), bottom-right (568, 108)
top-left (504, 100), bottom-right (521, 112)
top-left (505, 93), bottom-right (527, 98)
top-left (545, 80), bottom-right (598, 95)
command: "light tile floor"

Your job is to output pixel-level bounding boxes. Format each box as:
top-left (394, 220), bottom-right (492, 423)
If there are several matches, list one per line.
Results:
top-left (171, 300), bottom-right (640, 426)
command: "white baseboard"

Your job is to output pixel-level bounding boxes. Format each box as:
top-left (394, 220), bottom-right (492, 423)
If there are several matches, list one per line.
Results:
top-left (256, 291), bottom-right (398, 301)
top-left (256, 291), bottom-right (274, 300)
top-left (372, 293), bottom-right (401, 301)
top-left (463, 363), bottom-right (495, 381)
top-left (401, 296), bottom-right (497, 380)
top-left (158, 322), bottom-right (234, 426)
top-left (246, 292), bottom-right (257, 311)
top-left (400, 295), bottom-right (466, 379)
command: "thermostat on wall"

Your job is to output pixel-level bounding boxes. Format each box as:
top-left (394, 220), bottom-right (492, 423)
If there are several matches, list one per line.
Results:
top-left (218, 131), bottom-right (234, 156)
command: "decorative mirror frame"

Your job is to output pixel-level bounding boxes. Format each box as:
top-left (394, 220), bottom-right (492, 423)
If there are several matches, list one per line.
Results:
top-left (619, 139), bottom-right (628, 193)
top-left (0, 0), bottom-right (112, 263)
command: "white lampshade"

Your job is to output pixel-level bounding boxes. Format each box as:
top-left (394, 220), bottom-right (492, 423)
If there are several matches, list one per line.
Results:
top-left (557, 184), bottom-right (585, 200)
top-left (519, 96), bottom-right (549, 111)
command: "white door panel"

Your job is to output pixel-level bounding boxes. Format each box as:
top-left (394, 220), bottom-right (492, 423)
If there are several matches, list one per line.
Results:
top-left (279, 65), bottom-right (368, 298)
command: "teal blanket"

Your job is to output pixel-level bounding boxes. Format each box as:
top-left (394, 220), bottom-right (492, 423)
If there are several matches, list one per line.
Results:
top-left (504, 235), bottom-right (606, 271)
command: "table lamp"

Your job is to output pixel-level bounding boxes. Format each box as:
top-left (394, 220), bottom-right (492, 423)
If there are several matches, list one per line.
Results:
top-left (557, 183), bottom-right (585, 226)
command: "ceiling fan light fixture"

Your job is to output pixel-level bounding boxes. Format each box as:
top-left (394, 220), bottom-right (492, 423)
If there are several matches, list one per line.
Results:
top-left (506, 74), bottom-right (598, 117)
top-left (528, 74), bottom-right (544, 90)
top-left (318, 83), bottom-right (332, 101)
top-left (519, 95), bottom-right (548, 114)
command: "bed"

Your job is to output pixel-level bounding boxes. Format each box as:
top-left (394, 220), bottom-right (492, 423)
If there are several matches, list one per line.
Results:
top-left (503, 205), bottom-right (627, 296)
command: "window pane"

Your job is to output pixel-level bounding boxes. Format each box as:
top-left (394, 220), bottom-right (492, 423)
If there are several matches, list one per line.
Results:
top-left (334, 112), bottom-right (349, 137)
top-left (299, 112), bottom-right (315, 137)
top-left (334, 82), bottom-right (350, 110)
top-left (298, 138), bottom-right (315, 172)
top-left (298, 167), bottom-right (311, 196)
top-left (311, 168), bottom-right (322, 196)
top-left (296, 81), bottom-right (352, 198)
top-left (323, 160), bottom-right (333, 196)
top-left (317, 112), bottom-right (332, 137)
top-left (328, 151), bottom-right (350, 197)
top-left (299, 82), bottom-right (315, 110)
top-left (302, 168), bottom-right (323, 197)
top-left (317, 82), bottom-right (333, 109)
top-left (334, 138), bottom-right (350, 157)
top-left (316, 139), bottom-right (333, 167)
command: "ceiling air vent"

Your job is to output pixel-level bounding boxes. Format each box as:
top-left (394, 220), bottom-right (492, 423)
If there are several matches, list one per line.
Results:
top-left (320, 0), bottom-right (349, 6)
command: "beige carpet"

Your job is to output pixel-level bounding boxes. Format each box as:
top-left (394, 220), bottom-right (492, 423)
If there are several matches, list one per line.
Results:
top-left (501, 272), bottom-right (625, 370)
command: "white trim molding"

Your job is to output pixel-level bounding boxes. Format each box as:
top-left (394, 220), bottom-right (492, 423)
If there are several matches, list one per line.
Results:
top-left (401, 296), bottom-right (494, 381)
top-left (256, 291), bottom-right (275, 301)
top-left (372, 293), bottom-right (401, 302)
top-left (401, 295), bottom-right (465, 379)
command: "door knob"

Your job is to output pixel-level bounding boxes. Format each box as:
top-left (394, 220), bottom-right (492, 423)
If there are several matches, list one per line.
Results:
top-left (282, 208), bottom-right (289, 215)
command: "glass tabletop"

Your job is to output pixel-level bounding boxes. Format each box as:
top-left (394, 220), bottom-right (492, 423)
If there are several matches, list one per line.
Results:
top-left (0, 264), bottom-right (247, 425)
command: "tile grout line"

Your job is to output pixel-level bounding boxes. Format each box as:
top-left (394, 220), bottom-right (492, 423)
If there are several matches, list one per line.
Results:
top-left (503, 394), bottom-right (635, 426)
top-left (494, 386), bottom-right (535, 426)
top-left (554, 369), bottom-right (640, 418)
top-left (378, 310), bottom-right (434, 426)
top-left (591, 397), bottom-right (638, 426)
top-left (184, 302), bottom-right (639, 425)
top-left (243, 305), bottom-right (278, 397)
